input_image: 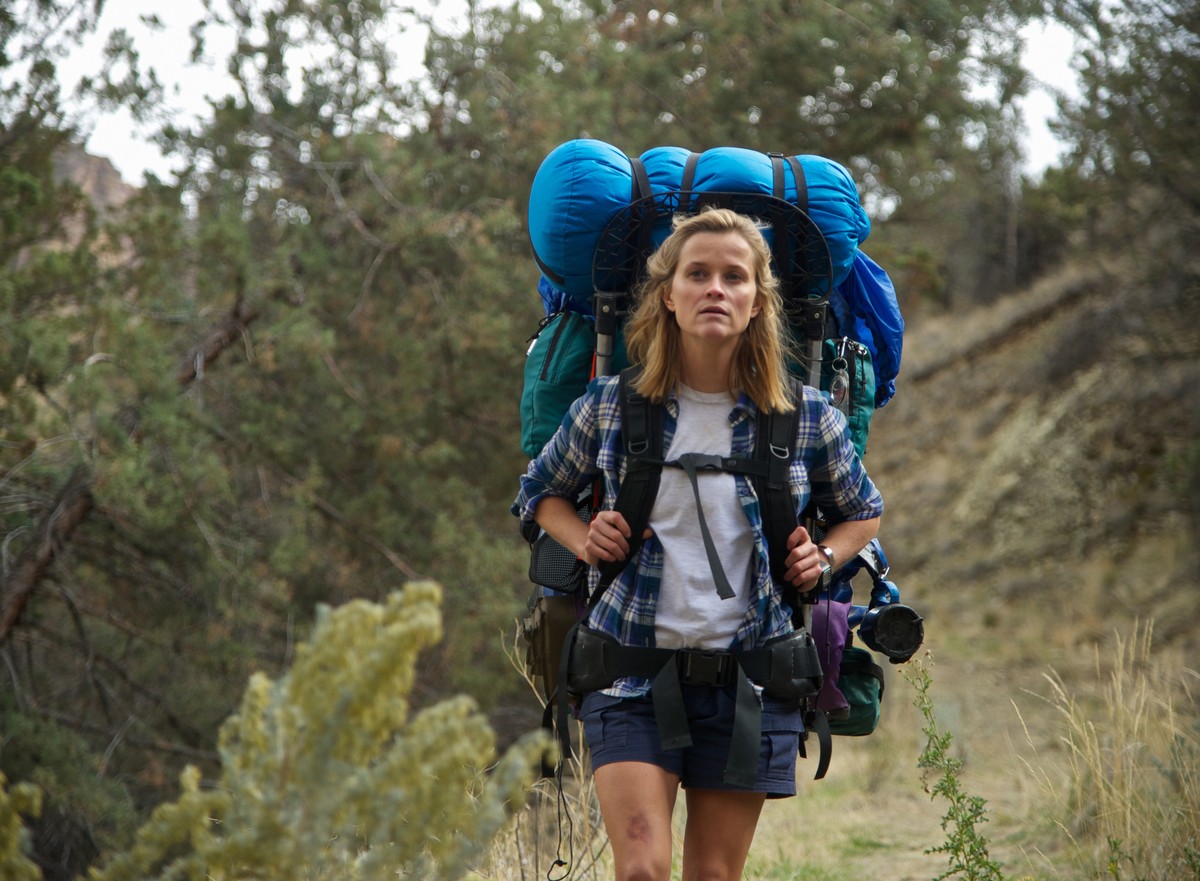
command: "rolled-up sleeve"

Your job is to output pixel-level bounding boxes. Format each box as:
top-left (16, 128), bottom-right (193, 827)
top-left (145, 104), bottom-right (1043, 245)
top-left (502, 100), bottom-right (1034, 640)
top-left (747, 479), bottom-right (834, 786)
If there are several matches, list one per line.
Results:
top-left (512, 380), bottom-right (604, 526)
top-left (803, 389), bottom-right (884, 523)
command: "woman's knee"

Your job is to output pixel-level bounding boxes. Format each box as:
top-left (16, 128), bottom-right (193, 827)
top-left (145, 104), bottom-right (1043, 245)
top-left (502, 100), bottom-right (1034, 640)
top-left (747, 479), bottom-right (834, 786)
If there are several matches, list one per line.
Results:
top-left (615, 853), bottom-right (673, 881)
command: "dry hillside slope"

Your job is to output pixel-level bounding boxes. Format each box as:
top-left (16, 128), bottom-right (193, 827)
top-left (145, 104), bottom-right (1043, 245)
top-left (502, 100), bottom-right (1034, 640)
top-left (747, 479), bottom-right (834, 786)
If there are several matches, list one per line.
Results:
top-left (750, 249), bottom-right (1200, 880)
top-left (870, 253), bottom-right (1199, 659)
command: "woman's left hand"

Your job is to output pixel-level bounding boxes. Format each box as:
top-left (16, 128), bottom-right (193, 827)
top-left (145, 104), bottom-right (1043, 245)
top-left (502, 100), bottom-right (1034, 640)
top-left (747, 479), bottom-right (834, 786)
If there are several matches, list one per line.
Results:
top-left (782, 525), bottom-right (823, 591)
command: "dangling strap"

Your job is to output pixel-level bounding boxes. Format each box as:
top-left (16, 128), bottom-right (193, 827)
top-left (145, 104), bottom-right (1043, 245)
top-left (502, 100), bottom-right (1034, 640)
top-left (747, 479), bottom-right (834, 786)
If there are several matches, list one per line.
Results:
top-left (725, 671), bottom-right (764, 786)
top-left (666, 453), bottom-right (738, 600)
top-left (648, 653), bottom-right (762, 787)
top-left (807, 705), bottom-right (833, 780)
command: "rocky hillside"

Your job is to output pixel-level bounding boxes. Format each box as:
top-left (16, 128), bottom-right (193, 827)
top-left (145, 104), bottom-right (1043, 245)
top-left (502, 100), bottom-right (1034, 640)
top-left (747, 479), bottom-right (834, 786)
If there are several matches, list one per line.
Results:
top-left (53, 144), bottom-right (136, 216)
top-left (862, 229), bottom-right (1200, 761)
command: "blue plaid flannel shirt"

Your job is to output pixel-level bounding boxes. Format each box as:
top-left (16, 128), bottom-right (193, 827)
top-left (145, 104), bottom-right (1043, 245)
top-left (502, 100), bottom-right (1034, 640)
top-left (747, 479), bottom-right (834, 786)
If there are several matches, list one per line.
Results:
top-left (513, 374), bottom-right (883, 698)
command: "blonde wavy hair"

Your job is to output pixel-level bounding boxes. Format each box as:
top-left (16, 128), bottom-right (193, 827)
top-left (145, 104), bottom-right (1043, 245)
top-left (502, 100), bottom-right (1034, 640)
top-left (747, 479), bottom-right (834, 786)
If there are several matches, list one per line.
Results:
top-left (624, 207), bottom-right (796, 412)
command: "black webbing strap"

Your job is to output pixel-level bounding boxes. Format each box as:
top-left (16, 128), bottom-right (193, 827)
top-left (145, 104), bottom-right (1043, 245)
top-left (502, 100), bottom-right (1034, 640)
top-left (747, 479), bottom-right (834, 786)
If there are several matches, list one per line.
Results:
top-left (647, 660), bottom-right (760, 787)
top-left (679, 151), bottom-right (700, 212)
top-left (630, 156), bottom-right (651, 201)
top-left (753, 378), bottom-right (804, 588)
top-left (596, 368), bottom-right (663, 590)
top-left (767, 152), bottom-right (795, 301)
top-left (808, 706), bottom-right (832, 779)
top-left (553, 618), bottom-right (584, 768)
top-left (629, 157), bottom-right (655, 271)
top-left (787, 155), bottom-right (808, 214)
top-left (771, 152), bottom-right (787, 200)
top-left (665, 453), bottom-right (738, 600)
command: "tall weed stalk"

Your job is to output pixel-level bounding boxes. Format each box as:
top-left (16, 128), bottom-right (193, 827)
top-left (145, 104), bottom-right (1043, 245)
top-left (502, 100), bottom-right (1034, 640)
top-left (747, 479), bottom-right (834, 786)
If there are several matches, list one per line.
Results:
top-left (906, 655), bottom-right (1007, 881)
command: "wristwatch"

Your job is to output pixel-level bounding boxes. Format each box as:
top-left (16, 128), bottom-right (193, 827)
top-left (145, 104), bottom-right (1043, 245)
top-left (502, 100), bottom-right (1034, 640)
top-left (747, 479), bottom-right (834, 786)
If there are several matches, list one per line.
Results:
top-left (815, 547), bottom-right (833, 592)
top-left (817, 545), bottom-right (836, 571)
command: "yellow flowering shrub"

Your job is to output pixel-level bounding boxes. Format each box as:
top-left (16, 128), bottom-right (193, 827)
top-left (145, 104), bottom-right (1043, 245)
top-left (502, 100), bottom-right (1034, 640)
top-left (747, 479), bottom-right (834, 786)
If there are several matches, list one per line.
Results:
top-left (0, 773), bottom-right (43, 881)
top-left (86, 580), bottom-right (551, 881)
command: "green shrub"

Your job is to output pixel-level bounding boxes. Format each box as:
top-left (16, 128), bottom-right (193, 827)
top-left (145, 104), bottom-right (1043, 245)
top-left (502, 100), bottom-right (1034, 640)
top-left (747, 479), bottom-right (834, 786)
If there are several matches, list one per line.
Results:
top-left (83, 580), bottom-right (551, 881)
top-left (906, 656), bottom-right (1006, 881)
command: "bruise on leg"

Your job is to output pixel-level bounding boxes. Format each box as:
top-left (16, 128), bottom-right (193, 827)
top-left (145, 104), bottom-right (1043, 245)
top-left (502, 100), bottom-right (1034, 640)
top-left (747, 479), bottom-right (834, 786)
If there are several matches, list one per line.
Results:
top-left (625, 812), bottom-right (654, 843)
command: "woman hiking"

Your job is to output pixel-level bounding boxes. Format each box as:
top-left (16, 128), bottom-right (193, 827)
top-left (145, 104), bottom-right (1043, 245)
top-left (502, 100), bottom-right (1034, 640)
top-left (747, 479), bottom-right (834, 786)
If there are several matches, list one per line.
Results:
top-left (514, 207), bottom-right (883, 881)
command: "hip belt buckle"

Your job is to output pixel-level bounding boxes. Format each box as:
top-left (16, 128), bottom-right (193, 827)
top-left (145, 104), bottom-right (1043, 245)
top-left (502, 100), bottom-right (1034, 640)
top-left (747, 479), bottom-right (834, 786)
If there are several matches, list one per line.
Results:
top-left (678, 649), bottom-right (735, 687)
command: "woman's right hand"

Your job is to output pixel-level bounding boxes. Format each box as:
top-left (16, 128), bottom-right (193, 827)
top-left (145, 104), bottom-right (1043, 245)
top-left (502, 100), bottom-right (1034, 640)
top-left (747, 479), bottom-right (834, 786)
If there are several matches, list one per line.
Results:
top-left (582, 510), bottom-right (634, 566)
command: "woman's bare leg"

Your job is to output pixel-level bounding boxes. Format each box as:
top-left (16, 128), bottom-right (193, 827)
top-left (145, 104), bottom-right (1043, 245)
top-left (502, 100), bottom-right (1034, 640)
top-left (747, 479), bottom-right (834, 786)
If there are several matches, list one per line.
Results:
top-left (680, 788), bottom-right (766, 881)
top-left (593, 761), bottom-right (681, 881)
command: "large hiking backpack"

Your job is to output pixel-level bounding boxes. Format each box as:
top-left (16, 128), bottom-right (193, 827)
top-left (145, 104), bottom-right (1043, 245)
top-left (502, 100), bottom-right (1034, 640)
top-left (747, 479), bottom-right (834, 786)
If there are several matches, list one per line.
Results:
top-left (521, 142), bottom-right (903, 460)
top-left (517, 138), bottom-right (919, 777)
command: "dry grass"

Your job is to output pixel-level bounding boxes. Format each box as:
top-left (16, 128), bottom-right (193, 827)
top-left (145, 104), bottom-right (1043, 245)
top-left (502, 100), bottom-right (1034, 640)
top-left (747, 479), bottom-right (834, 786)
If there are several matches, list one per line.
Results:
top-left (1018, 621), bottom-right (1200, 880)
top-left (483, 633), bottom-right (614, 881)
top-left (477, 759), bottom-right (612, 881)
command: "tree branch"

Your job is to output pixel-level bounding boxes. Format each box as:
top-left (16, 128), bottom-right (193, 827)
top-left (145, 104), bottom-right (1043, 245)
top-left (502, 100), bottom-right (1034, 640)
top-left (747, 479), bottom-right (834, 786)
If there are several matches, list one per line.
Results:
top-left (33, 707), bottom-right (219, 764)
top-left (177, 296), bottom-right (261, 385)
top-left (0, 465), bottom-right (94, 643)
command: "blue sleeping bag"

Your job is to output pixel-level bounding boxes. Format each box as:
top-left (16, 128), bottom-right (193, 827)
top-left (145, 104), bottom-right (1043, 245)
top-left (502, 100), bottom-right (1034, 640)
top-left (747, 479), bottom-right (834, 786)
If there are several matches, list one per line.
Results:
top-left (528, 139), bottom-right (637, 309)
top-left (683, 147), bottom-right (869, 288)
top-left (528, 139), bottom-right (871, 312)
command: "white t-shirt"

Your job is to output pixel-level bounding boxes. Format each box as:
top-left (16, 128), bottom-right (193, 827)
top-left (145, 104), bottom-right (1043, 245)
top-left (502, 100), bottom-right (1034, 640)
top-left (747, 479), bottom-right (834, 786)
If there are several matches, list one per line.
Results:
top-left (652, 385), bottom-right (753, 649)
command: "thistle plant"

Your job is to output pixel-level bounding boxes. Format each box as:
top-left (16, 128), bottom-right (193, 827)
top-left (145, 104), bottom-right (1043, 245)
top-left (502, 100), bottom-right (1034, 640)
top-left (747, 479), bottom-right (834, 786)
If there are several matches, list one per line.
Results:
top-left (906, 656), bottom-right (1006, 881)
top-left (86, 580), bottom-right (552, 881)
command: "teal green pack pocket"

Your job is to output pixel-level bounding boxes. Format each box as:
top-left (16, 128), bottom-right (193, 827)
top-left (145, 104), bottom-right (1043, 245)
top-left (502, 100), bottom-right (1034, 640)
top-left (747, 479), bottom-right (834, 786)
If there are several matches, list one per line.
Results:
top-left (819, 337), bottom-right (876, 459)
top-left (520, 311), bottom-right (629, 458)
top-left (827, 645), bottom-right (885, 736)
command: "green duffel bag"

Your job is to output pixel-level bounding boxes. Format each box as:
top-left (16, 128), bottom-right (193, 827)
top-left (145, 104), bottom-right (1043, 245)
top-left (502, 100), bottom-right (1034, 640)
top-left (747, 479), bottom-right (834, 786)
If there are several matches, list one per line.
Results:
top-left (520, 311), bottom-right (629, 458)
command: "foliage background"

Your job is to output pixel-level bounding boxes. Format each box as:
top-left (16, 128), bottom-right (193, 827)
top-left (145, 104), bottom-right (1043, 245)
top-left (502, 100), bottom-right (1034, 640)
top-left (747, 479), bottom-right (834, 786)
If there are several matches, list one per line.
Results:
top-left (1, 0), bottom-right (1197, 878)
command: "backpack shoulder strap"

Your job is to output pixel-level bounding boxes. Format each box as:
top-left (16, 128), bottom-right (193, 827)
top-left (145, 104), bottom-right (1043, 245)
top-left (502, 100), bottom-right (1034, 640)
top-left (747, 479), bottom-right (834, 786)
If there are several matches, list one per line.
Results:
top-left (596, 374), bottom-right (803, 600)
top-left (595, 367), bottom-right (664, 595)
top-left (753, 378), bottom-right (803, 588)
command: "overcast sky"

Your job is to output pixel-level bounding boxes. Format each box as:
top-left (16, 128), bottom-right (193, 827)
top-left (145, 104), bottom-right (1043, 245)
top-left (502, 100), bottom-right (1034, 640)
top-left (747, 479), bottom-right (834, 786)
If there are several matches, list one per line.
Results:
top-left (61, 2), bottom-right (1078, 185)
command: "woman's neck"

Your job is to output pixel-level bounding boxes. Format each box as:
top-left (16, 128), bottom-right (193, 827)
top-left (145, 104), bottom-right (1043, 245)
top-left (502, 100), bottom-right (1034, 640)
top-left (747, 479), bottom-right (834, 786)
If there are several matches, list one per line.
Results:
top-left (677, 341), bottom-right (736, 394)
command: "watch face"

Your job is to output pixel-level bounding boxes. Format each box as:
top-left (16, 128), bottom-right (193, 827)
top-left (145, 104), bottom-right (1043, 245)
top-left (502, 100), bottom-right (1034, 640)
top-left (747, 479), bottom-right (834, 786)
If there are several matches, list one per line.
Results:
top-left (819, 545), bottom-right (835, 569)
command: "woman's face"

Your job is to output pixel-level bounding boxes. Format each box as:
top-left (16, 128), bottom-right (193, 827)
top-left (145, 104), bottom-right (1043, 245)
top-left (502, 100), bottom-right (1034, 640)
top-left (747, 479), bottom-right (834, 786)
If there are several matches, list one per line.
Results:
top-left (664, 230), bottom-right (761, 349)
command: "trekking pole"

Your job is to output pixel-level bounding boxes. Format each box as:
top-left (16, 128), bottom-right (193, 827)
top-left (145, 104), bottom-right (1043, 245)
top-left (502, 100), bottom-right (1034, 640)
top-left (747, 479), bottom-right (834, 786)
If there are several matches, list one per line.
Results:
top-left (593, 291), bottom-right (623, 378)
top-left (803, 300), bottom-right (827, 388)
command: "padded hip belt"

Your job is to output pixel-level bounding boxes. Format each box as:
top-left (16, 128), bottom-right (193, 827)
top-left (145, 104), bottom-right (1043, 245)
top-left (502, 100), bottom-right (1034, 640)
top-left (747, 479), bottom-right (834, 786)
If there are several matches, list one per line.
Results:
top-left (564, 626), bottom-right (823, 787)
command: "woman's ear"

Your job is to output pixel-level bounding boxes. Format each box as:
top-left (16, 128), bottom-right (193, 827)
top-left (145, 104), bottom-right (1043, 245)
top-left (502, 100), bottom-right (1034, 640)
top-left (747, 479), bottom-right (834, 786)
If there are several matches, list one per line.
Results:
top-left (663, 284), bottom-right (676, 312)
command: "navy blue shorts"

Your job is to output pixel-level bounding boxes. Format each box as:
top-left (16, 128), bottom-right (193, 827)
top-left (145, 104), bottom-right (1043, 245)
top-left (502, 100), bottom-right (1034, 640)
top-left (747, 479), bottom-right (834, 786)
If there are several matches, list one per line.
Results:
top-left (578, 683), bottom-right (803, 798)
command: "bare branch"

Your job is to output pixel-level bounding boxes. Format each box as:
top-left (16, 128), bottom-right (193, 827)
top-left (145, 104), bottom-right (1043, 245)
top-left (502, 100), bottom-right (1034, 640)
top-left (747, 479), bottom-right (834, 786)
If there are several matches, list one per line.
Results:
top-left (177, 296), bottom-right (261, 385)
top-left (0, 465), bottom-right (94, 643)
top-left (33, 707), bottom-right (219, 763)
